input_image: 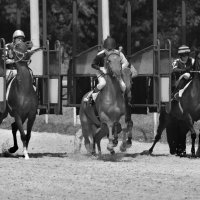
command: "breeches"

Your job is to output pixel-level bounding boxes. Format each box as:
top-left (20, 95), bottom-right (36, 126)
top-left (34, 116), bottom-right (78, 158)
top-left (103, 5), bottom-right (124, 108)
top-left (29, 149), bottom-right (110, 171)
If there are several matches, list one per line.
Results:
top-left (96, 72), bottom-right (106, 90)
top-left (96, 70), bottom-right (126, 92)
top-left (179, 73), bottom-right (190, 80)
top-left (6, 69), bottom-right (17, 79)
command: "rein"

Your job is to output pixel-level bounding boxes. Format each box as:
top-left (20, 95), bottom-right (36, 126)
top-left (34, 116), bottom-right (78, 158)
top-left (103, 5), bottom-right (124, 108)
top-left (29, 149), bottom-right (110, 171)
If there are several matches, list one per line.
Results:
top-left (190, 70), bottom-right (200, 73)
top-left (13, 48), bottom-right (30, 63)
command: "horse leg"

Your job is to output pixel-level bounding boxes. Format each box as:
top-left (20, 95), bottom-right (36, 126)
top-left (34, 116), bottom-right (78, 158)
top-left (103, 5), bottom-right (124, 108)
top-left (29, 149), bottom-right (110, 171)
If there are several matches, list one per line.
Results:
top-left (196, 131), bottom-right (200, 157)
top-left (166, 120), bottom-right (177, 155)
top-left (120, 100), bottom-right (133, 152)
top-left (14, 115), bottom-right (29, 159)
top-left (184, 114), bottom-right (196, 157)
top-left (74, 129), bottom-right (83, 153)
top-left (107, 123), bottom-right (115, 154)
top-left (112, 122), bottom-right (119, 147)
top-left (142, 110), bottom-right (169, 155)
top-left (120, 120), bottom-right (133, 152)
top-left (83, 128), bottom-right (94, 155)
top-left (0, 110), bottom-right (8, 124)
top-left (8, 122), bottom-right (19, 153)
top-left (25, 115), bottom-right (36, 152)
top-left (176, 124), bottom-right (187, 157)
top-left (126, 120), bottom-right (133, 147)
top-left (94, 124), bottom-right (108, 155)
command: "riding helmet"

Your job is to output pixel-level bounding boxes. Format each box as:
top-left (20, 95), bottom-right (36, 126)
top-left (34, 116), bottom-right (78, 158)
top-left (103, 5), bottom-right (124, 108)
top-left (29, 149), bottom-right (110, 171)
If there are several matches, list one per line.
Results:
top-left (178, 45), bottom-right (190, 55)
top-left (13, 30), bottom-right (25, 39)
top-left (103, 36), bottom-right (116, 50)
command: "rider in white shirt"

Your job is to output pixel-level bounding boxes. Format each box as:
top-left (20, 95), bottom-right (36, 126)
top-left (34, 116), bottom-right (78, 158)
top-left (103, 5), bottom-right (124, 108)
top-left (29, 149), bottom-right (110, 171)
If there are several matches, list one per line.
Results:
top-left (84, 36), bottom-right (129, 102)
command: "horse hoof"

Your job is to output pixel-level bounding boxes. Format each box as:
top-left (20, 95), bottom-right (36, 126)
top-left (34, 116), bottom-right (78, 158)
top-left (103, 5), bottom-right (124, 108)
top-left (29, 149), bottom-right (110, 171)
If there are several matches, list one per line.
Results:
top-left (110, 150), bottom-right (115, 155)
top-left (91, 151), bottom-right (97, 156)
top-left (126, 140), bottom-right (132, 148)
top-left (25, 156), bottom-right (29, 160)
top-left (141, 150), bottom-right (151, 155)
top-left (113, 139), bottom-right (118, 147)
top-left (9, 146), bottom-right (18, 154)
top-left (107, 142), bottom-right (114, 151)
top-left (120, 143), bottom-right (127, 152)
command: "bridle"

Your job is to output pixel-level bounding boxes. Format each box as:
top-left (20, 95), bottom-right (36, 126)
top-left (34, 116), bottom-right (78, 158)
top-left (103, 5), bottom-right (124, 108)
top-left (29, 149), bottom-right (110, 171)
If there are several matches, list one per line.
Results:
top-left (105, 51), bottom-right (122, 78)
top-left (12, 42), bottom-right (30, 63)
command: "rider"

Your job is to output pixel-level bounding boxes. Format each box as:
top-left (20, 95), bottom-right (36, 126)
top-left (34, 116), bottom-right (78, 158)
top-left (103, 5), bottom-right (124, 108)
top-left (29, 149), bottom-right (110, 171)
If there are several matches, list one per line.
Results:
top-left (3, 30), bottom-right (33, 82)
top-left (83, 36), bottom-right (129, 102)
top-left (171, 45), bottom-right (195, 100)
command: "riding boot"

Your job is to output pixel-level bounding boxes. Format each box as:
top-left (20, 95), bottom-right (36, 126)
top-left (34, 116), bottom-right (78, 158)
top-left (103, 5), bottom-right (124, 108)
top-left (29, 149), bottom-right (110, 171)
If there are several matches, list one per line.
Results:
top-left (83, 87), bottom-right (100, 102)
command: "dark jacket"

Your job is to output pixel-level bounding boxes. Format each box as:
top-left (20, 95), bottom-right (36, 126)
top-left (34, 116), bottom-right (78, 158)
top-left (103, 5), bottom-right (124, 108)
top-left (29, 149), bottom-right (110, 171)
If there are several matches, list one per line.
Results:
top-left (172, 57), bottom-right (195, 80)
top-left (91, 50), bottom-right (106, 70)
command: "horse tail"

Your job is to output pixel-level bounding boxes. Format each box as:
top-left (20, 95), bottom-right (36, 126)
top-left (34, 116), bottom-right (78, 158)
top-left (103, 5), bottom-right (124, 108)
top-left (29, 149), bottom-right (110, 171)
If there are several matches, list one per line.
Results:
top-left (81, 101), bottom-right (101, 127)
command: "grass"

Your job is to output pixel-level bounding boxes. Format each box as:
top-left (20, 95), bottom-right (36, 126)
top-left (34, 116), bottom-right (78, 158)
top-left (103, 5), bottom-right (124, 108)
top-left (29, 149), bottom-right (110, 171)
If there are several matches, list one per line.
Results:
top-left (0, 107), bottom-right (166, 143)
top-left (2, 107), bottom-right (200, 144)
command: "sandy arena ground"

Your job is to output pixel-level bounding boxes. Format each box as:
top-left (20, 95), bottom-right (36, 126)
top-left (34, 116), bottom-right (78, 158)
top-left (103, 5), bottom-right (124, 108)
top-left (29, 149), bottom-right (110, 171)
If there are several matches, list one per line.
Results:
top-left (0, 128), bottom-right (200, 200)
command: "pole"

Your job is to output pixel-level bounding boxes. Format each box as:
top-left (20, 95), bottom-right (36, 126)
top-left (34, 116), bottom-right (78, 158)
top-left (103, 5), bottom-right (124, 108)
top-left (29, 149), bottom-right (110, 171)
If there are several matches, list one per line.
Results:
top-left (30, 0), bottom-right (40, 49)
top-left (181, 0), bottom-right (186, 45)
top-left (98, 0), bottom-right (103, 46)
top-left (127, 0), bottom-right (131, 57)
top-left (42, 0), bottom-right (47, 47)
top-left (153, 0), bottom-right (157, 46)
top-left (16, 0), bottom-right (21, 29)
top-left (72, 0), bottom-right (77, 125)
top-left (101, 0), bottom-right (110, 40)
top-left (153, 0), bottom-right (158, 137)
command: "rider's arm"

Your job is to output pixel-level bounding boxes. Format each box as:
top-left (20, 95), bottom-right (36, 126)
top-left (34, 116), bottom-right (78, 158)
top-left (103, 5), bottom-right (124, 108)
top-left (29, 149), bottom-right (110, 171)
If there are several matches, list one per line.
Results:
top-left (91, 51), bottom-right (105, 70)
top-left (120, 52), bottom-right (129, 69)
top-left (2, 44), bottom-right (15, 65)
top-left (5, 59), bottom-right (15, 64)
top-left (172, 60), bottom-right (186, 73)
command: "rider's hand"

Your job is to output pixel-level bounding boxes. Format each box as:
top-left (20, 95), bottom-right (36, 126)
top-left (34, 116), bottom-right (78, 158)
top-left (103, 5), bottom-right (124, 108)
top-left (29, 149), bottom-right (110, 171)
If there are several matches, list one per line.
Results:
top-left (5, 59), bottom-right (14, 64)
top-left (185, 67), bottom-right (190, 73)
top-left (100, 67), bottom-right (107, 74)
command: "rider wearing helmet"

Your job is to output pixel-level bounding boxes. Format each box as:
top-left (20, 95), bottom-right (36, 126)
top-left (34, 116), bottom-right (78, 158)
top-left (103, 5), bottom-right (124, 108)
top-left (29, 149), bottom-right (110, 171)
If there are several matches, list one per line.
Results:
top-left (171, 45), bottom-right (195, 100)
top-left (3, 30), bottom-right (25, 81)
top-left (83, 36), bottom-right (129, 102)
top-left (3, 30), bottom-right (33, 82)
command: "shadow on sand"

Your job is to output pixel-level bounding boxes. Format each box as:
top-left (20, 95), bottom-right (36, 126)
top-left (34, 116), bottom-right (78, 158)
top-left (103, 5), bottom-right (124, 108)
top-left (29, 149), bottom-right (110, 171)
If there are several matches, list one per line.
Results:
top-left (96, 152), bottom-right (170, 162)
top-left (0, 152), bottom-right (68, 158)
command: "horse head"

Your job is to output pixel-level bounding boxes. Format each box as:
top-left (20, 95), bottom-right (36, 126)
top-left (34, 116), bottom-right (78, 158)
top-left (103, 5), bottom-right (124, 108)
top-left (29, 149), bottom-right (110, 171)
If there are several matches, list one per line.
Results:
top-left (12, 41), bottom-right (30, 63)
top-left (105, 50), bottom-right (122, 79)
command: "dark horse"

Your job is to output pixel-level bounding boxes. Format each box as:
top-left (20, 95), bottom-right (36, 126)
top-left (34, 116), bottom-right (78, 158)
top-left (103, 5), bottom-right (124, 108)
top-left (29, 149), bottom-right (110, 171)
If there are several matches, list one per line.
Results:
top-left (75, 51), bottom-right (133, 155)
top-left (0, 41), bottom-right (38, 159)
top-left (144, 50), bottom-right (200, 157)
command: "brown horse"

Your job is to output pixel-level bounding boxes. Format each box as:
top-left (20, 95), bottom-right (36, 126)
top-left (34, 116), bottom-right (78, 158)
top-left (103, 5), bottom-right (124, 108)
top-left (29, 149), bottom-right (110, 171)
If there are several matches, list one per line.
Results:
top-left (75, 51), bottom-right (133, 155)
top-left (144, 50), bottom-right (200, 157)
top-left (0, 41), bottom-right (39, 159)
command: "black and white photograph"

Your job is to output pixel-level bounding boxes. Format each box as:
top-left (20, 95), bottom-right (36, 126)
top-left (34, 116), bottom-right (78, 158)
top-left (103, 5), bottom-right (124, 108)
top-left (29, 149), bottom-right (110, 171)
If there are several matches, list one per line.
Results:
top-left (0, 0), bottom-right (200, 199)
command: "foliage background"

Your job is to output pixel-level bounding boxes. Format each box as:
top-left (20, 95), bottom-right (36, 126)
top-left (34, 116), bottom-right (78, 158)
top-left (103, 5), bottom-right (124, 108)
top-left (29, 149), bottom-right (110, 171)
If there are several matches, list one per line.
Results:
top-left (1, 0), bottom-right (200, 57)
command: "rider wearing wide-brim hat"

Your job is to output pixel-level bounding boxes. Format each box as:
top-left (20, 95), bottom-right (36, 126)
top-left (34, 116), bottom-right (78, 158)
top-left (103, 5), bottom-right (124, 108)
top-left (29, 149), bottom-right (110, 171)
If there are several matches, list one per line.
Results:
top-left (171, 45), bottom-right (195, 100)
top-left (83, 36), bottom-right (130, 102)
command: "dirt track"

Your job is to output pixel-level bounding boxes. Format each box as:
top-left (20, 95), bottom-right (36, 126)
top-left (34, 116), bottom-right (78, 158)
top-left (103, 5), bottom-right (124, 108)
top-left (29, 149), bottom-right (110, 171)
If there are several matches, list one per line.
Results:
top-left (0, 128), bottom-right (200, 200)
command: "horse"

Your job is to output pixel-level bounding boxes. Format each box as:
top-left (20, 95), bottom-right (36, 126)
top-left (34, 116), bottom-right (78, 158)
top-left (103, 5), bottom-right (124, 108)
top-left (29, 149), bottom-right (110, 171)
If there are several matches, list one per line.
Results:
top-left (166, 116), bottom-right (189, 155)
top-left (75, 51), bottom-right (133, 155)
top-left (0, 41), bottom-right (39, 159)
top-left (143, 50), bottom-right (200, 157)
